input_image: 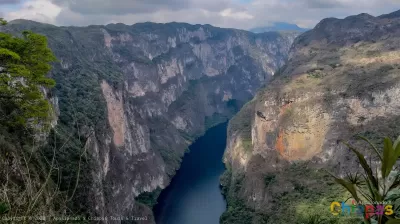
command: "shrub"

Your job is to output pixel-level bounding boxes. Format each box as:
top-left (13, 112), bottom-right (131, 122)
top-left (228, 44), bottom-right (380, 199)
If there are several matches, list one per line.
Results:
top-left (135, 188), bottom-right (162, 208)
top-left (331, 136), bottom-right (400, 224)
top-left (0, 31), bottom-right (56, 128)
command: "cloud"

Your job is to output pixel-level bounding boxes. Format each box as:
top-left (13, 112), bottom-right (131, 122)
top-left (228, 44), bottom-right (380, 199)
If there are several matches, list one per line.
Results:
top-left (49, 0), bottom-right (250, 26)
top-left (1, 0), bottom-right (400, 29)
top-left (5, 0), bottom-right (61, 24)
top-left (220, 8), bottom-right (254, 20)
top-left (0, 0), bottom-right (20, 5)
top-left (51, 0), bottom-right (234, 15)
top-left (303, 0), bottom-right (346, 8)
top-left (51, 0), bottom-right (189, 15)
top-left (246, 0), bottom-right (400, 28)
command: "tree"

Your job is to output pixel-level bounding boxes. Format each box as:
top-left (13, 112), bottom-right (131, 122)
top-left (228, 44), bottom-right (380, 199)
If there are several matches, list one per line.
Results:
top-left (0, 28), bottom-right (56, 128)
top-left (331, 136), bottom-right (400, 224)
top-left (0, 18), bottom-right (7, 26)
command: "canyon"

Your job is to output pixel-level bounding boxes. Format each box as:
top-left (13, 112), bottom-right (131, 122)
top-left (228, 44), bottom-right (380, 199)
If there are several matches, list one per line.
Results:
top-left (0, 20), bottom-right (296, 223)
top-left (1, 8), bottom-right (400, 224)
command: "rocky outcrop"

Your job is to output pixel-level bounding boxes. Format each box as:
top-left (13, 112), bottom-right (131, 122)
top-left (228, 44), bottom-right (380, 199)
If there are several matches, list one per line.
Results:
top-left (1, 21), bottom-right (297, 222)
top-left (223, 10), bottom-right (400, 223)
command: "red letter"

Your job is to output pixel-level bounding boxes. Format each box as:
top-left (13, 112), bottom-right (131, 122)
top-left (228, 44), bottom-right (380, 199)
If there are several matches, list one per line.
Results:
top-left (365, 205), bottom-right (375, 219)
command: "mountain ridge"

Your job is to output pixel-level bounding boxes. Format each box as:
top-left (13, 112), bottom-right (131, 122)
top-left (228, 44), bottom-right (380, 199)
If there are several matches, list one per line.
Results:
top-left (222, 9), bottom-right (400, 223)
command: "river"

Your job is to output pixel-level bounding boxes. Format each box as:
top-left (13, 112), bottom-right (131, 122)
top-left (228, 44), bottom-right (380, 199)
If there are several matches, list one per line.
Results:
top-left (154, 122), bottom-right (228, 224)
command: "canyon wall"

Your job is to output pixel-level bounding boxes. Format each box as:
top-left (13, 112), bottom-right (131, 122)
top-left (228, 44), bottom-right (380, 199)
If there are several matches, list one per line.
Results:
top-left (222, 10), bottom-right (400, 224)
top-left (1, 21), bottom-right (297, 222)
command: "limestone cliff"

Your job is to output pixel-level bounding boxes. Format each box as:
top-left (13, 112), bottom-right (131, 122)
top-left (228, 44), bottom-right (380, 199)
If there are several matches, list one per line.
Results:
top-left (223, 10), bottom-right (400, 223)
top-left (1, 21), bottom-right (296, 222)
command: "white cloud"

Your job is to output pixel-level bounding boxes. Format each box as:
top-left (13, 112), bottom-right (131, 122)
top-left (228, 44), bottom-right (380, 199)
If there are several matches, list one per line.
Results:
top-left (220, 8), bottom-right (254, 20)
top-left (1, 0), bottom-right (399, 29)
top-left (5, 0), bottom-right (61, 24)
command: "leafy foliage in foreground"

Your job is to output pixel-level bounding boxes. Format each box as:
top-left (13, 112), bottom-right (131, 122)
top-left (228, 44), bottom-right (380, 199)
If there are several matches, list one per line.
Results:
top-left (332, 136), bottom-right (400, 224)
top-left (0, 22), bottom-right (88, 222)
top-left (0, 29), bottom-right (56, 128)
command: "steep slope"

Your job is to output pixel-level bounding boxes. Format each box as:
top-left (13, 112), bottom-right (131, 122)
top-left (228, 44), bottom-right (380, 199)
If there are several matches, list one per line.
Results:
top-left (222, 10), bottom-right (400, 223)
top-left (1, 21), bottom-right (297, 222)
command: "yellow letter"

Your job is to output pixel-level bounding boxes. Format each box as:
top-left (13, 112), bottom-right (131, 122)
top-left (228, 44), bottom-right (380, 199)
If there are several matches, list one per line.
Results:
top-left (385, 205), bottom-right (394, 216)
top-left (331, 202), bottom-right (341, 216)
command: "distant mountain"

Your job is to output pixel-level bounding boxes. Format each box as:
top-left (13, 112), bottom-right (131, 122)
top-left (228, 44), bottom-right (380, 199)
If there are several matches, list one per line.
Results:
top-left (250, 22), bottom-right (309, 33)
top-left (378, 9), bottom-right (400, 19)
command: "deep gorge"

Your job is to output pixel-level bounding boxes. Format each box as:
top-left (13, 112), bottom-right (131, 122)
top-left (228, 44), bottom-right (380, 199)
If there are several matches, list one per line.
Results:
top-left (2, 9), bottom-right (400, 224)
top-left (0, 20), bottom-right (297, 223)
top-left (154, 122), bottom-right (228, 224)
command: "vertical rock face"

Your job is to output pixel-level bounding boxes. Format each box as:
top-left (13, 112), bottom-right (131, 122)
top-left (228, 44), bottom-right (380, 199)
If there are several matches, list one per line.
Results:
top-left (1, 21), bottom-right (297, 222)
top-left (101, 81), bottom-right (125, 147)
top-left (223, 10), bottom-right (400, 223)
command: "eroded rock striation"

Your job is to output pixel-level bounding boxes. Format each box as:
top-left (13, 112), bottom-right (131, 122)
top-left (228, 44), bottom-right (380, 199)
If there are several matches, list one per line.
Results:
top-left (222, 10), bottom-right (400, 223)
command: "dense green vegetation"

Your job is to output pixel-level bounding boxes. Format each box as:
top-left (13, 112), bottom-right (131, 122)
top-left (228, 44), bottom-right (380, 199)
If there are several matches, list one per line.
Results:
top-left (220, 162), bottom-right (364, 224)
top-left (0, 20), bottom-right (77, 221)
top-left (135, 188), bottom-right (162, 208)
top-left (268, 163), bottom-right (361, 224)
top-left (0, 20), bottom-right (94, 222)
top-left (0, 27), bottom-right (56, 129)
top-left (220, 170), bottom-right (258, 224)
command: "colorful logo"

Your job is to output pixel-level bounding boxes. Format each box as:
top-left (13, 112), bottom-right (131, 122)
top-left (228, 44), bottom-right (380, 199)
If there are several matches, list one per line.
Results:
top-left (330, 201), bottom-right (394, 219)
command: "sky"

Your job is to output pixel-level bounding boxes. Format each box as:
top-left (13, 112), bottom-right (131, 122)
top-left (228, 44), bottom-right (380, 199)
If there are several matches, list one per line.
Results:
top-left (0, 0), bottom-right (399, 29)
